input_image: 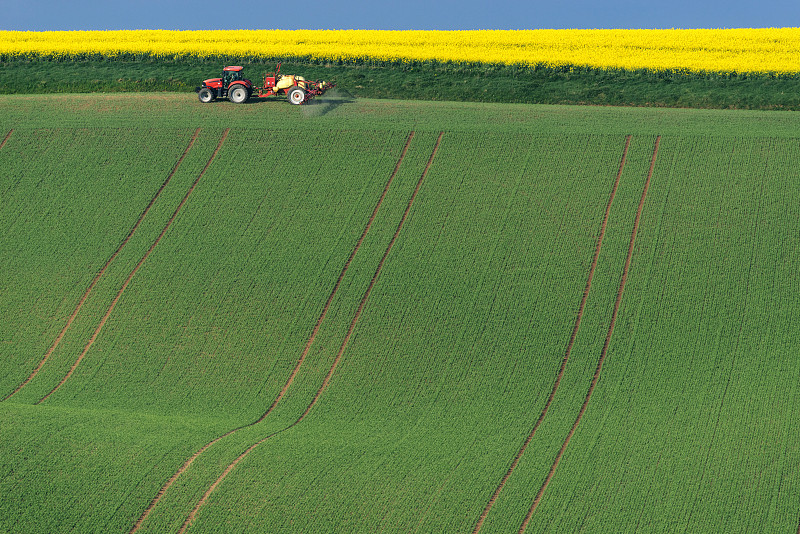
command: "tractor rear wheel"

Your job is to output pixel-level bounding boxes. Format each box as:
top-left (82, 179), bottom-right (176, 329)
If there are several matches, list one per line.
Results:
top-left (198, 87), bottom-right (215, 103)
top-left (229, 85), bottom-right (249, 104)
top-left (287, 87), bottom-right (306, 105)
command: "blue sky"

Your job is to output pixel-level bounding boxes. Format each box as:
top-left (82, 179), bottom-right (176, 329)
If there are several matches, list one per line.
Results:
top-left (3, 0), bottom-right (800, 30)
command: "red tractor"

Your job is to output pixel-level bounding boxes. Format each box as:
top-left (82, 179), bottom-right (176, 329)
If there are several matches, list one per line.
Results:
top-left (195, 63), bottom-right (333, 105)
top-left (196, 66), bottom-right (252, 103)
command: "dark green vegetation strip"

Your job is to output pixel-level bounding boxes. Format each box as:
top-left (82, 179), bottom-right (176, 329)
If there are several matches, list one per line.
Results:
top-left (1, 96), bottom-right (800, 534)
top-left (4, 57), bottom-right (800, 109)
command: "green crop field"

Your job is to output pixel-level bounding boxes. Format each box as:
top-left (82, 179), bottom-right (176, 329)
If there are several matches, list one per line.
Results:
top-left (0, 93), bottom-right (799, 534)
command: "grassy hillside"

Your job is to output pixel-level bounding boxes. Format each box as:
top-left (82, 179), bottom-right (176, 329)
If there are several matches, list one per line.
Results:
top-left (3, 58), bottom-right (800, 110)
top-left (0, 94), bottom-right (799, 533)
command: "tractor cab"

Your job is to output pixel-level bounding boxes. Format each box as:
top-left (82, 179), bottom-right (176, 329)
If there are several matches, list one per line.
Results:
top-left (222, 66), bottom-right (244, 87)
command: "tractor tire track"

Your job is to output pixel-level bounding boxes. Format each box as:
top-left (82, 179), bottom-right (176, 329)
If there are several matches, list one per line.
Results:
top-left (472, 135), bottom-right (631, 534)
top-left (518, 135), bottom-right (660, 534)
top-left (259, 131), bottom-right (416, 422)
top-left (35, 128), bottom-right (227, 405)
top-left (2, 128), bottom-right (201, 403)
top-left (0, 129), bottom-right (12, 150)
top-left (128, 131), bottom-right (416, 534)
top-left (175, 132), bottom-right (444, 534)
top-left (0, 129), bottom-right (15, 198)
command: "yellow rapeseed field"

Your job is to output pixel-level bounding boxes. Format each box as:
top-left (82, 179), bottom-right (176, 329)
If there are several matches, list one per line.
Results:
top-left (3, 29), bottom-right (800, 74)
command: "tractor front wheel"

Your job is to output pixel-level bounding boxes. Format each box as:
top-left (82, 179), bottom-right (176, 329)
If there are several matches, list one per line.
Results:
top-left (229, 85), bottom-right (249, 104)
top-left (198, 87), bottom-right (215, 103)
top-left (287, 87), bottom-right (306, 105)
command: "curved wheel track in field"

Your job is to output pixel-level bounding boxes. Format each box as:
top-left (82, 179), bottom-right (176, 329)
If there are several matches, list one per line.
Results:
top-left (259, 131), bottom-right (417, 422)
top-left (518, 135), bottom-right (660, 534)
top-left (35, 128), bottom-right (228, 405)
top-left (175, 132), bottom-right (444, 534)
top-left (128, 131), bottom-right (416, 534)
top-left (2, 128), bottom-right (201, 403)
top-left (472, 135), bottom-right (632, 534)
top-left (0, 129), bottom-right (12, 150)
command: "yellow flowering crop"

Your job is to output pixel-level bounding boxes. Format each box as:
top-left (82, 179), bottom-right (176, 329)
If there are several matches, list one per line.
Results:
top-left (2, 29), bottom-right (800, 75)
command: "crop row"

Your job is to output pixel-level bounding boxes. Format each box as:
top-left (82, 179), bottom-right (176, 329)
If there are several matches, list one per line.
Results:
top-left (173, 132), bottom-right (444, 534)
top-left (3, 125), bottom-right (800, 533)
top-left (0, 127), bottom-right (236, 533)
top-left (474, 133), bottom-right (632, 533)
top-left (129, 130), bottom-right (447, 533)
top-left (128, 130), bottom-right (419, 533)
top-left (177, 132), bottom-right (641, 533)
top-left (0, 127), bottom-right (215, 400)
top-left (0, 127), bottom-right (428, 532)
top-left (520, 136), bottom-right (800, 533)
